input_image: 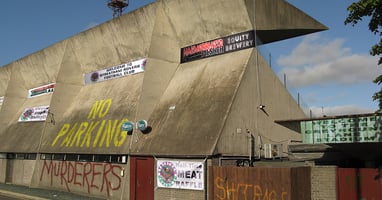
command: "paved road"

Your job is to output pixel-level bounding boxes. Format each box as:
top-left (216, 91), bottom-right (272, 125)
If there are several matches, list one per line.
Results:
top-left (0, 194), bottom-right (21, 200)
top-left (0, 189), bottom-right (50, 200)
top-left (0, 183), bottom-right (105, 200)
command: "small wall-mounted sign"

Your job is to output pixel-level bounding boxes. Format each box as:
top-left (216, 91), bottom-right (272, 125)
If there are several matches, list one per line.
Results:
top-left (136, 120), bottom-right (148, 131)
top-left (121, 121), bottom-right (134, 132)
top-left (180, 30), bottom-right (255, 63)
top-left (28, 83), bottom-right (55, 98)
top-left (84, 58), bottom-right (146, 84)
top-left (18, 105), bottom-right (49, 122)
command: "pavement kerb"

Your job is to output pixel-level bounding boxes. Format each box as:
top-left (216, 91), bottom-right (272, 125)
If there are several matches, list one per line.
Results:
top-left (0, 189), bottom-right (50, 200)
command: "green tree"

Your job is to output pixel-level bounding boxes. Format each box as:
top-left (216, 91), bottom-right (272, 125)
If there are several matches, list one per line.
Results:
top-left (345, 0), bottom-right (382, 111)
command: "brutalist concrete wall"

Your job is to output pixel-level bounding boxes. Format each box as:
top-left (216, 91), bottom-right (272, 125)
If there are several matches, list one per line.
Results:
top-left (0, 67), bottom-right (9, 182)
top-left (216, 0), bottom-right (325, 157)
top-left (130, 0), bottom-right (326, 157)
top-left (0, 0), bottom-right (327, 199)
top-left (0, 40), bottom-right (65, 153)
top-left (4, 160), bottom-right (36, 186)
top-left (36, 1), bottom-right (156, 154)
top-left (130, 0), bottom-right (256, 156)
top-left (0, 155), bottom-right (6, 183)
top-left (38, 2), bottom-right (157, 155)
top-left (0, 66), bottom-right (10, 111)
top-left (217, 47), bottom-right (306, 157)
top-left (20, 2), bottom-right (157, 199)
top-left (311, 166), bottom-right (337, 200)
top-left (29, 3), bottom-right (157, 199)
top-left (36, 159), bottom-right (125, 199)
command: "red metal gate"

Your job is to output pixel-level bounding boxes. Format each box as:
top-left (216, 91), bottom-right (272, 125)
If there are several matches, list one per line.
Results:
top-left (130, 157), bottom-right (154, 200)
top-left (337, 168), bottom-right (382, 200)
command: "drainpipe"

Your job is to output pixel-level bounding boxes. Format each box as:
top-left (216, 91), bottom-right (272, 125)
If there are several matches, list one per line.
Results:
top-left (247, 129), bottom-right (254, 166)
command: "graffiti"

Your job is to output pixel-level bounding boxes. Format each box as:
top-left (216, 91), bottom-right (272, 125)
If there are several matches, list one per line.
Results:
top-left (51, 98), bottom-right (130, 148)
top-left (40, 160), bottom-right (122, 197)
top-left (214, 177), bottom-right (288, 200)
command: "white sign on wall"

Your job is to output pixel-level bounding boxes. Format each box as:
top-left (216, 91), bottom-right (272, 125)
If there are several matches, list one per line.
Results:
top-left (28, 83), bottom-right (55, 98)
top-left (157, 160), bottom-right (204, 190)
top-left (0, 96), bottom-right (3, 105)
top-left (18, 105), bottom-right (49, 122)
top-left (84, 58), bottom-right (146, 84)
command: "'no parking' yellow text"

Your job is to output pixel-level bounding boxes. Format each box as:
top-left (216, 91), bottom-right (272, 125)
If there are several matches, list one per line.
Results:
top-left (51, 99), bottom-right (128, 148)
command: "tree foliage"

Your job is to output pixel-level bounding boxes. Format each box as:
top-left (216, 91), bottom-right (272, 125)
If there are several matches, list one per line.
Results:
top-left (345, 0), bottom-right (382, 111)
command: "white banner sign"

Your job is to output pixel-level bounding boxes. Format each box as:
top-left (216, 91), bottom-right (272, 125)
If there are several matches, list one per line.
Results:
top-left (84, 58), bottom-right (146, 84)
top-left (28, 83), bottom-right (55, 98)
top-left (0, 96), bottom-right (3, 105)
top-left (157, 160), bottom-right (204, 190)
top-left (18, 105), bottom-right (49, 122)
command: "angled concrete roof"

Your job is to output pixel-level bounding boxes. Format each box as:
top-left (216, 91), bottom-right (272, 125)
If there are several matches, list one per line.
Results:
top-left (131, 50), bottom-right (251, 155)
top-left (38, 3), bottom-right (158, 154)
top-left (0, 0), bottom-right (326, 155)
top-left (129, 0), bottom-right (326, 155)
top-left (0, 41), bottom-right (64, 152)
top-left (250, 0), bottom-right (328, 44)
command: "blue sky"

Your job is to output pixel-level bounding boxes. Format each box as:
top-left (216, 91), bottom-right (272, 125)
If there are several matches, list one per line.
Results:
top-left (0, 0), bottom-right (380, 117)
top-left (265, 0), bottom-right (381, 117)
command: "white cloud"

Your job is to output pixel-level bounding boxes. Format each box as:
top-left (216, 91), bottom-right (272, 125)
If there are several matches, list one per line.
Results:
top-left (276, 34), bottom-right (379, 88)
top-left (273, 33), bottom-right (381, 116)
top-left (297, 89), bottom-right (377, 116)
top-left (278, 34), bottom-right (350, 67)
top-left (309, 105), bottom-right (374, 118)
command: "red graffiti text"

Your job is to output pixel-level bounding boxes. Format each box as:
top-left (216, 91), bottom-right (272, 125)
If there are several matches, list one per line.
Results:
top-left (39, 160), bottom-right (122, 197)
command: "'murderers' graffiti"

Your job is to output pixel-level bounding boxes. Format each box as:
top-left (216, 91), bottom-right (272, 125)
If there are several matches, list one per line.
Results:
top-left (39, 160), bottom-right (122, 197)
top-left (51, 98), bottom-right (129, 148)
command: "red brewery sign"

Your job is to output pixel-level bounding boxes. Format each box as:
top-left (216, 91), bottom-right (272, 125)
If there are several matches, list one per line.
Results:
top-left (180, 30), bottom-right (255, 63)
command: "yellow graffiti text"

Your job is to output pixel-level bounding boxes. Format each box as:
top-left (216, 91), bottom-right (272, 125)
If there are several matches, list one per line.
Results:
top-left (214, 176), bottom-right (289, 200)
top-left (51, 98), bottom-right (129, 148)
top-left (87, 99), bottom-right (112, 120)
top-left (51, 119), bottom-right (128, 148)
